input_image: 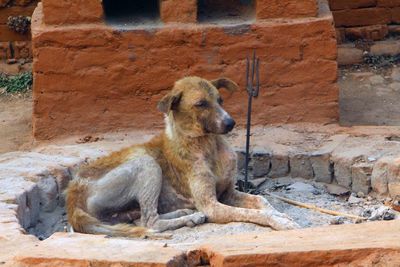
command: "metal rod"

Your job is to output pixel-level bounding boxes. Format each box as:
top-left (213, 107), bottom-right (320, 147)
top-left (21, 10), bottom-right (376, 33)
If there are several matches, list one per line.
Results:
top-left (243, 50), bottom-right (260, 192)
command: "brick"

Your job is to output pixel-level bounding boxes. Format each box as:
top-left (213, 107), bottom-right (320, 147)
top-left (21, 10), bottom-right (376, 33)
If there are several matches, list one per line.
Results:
top-left (333, 8), bottom-right (391, 27)
top-left (329, 0), bottom-right (377, 10)
top-left (391, 7), bottom-right (400, 23)
top-left (160, 0), bottom-right (197, 23)
top-left (257, 0), bottom-right (318, 19)
top-left (0, 0), bottom-right (11, 7)
top-left (13, 0), bottom-right (36, 6)
top-left (42, 0), bottom-right (103, 25)
top-left (13, 40), bottom-right (31, 59)
top-left (336, 28), bottom-right (345, 44)
top-left (377, 0), bottom-right (400, 7)
top-left (345, 25), bottom-right (389, 41)
top-left (0, 41), bottom-right (12, 59)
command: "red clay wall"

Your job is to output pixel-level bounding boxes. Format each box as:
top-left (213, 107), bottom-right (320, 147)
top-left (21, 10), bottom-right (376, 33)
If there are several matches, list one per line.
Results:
top-left (32, 1), bottom-right (338, 140)
top-left (0, 0), bottom-right (37, 61)
top-left (329, 0), bottom-right (400, 42)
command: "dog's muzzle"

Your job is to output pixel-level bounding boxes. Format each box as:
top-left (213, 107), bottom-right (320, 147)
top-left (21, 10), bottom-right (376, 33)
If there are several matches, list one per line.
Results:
top-left (222, 117), bottom-right (236, 133)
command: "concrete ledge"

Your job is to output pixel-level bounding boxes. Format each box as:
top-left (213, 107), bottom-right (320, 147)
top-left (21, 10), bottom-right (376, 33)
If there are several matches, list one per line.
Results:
top-left (11, 221), bottom-right (400, 266)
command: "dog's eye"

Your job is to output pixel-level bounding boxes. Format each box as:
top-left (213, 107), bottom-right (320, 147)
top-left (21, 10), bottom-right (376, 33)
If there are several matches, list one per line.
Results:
top-left (194, 100), bottom-right (208, 108)
top-left (217, 97), bottom-right (223, 105)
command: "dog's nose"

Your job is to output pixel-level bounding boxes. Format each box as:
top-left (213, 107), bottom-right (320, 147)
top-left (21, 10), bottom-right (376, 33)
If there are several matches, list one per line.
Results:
top-left (224, 118), bottom-right (236, 132)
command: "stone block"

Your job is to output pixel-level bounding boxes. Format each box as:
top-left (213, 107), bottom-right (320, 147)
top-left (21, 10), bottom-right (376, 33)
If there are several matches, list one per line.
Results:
top-left (236, 150), bottom-right (246, 172)
top-left (37, 176), bottom-right (58, 212)
top-left (269, 154), bottom-right (289, 178)
top-left (371, 157), bottom-right (390, 195)
top-left (333, 158), bottom-right (353, 189)
top-left (337, 45), bottom-right (364, 65)
top-left (351, 162), bottom-right (373, 195)
top-left (386, 158), bottom-right (400, 197)
top-left (388, 24), bottom-right (400, 34)
top-left (333, 8), bottom-right (391, 27)
top-left (252, 150), bottom-right (271, 178)
top-left (290, 153), bottom-right (313, 179)
top-left (392, 68), bottom-right (400, 82)
top-left (14, 182), bottom-right (40, 229)
top-left (310, 153), bottom-right (333, 183)
top-left (370, 40), bottom-right (400, 56)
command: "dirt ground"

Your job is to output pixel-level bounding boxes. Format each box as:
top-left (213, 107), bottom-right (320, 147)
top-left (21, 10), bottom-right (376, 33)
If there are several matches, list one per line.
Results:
top-left (0, 94), bottom-right (33, 154)
top-left (340, 64), bottom-right (400, 126)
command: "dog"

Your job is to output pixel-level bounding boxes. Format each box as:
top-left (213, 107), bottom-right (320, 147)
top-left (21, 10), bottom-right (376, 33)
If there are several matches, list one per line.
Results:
top-left (66, 76), bottom-right (299, 238)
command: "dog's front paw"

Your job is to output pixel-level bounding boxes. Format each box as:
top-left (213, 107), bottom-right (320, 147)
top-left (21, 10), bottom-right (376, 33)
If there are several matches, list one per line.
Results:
top-left (269, 212), bottom-right (300, 230)
top-left (186, 212), bottom-right (207, 227)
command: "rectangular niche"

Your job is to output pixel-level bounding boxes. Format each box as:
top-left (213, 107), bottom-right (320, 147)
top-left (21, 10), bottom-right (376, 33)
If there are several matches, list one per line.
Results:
top-left (102, 0), bottom-right (161, 27)
top-left (197, 0), bottom-right (255, 24)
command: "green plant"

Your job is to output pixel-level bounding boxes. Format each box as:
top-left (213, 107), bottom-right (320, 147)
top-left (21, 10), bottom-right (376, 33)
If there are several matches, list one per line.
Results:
top-left (0, 72), bottom-right (33, 94)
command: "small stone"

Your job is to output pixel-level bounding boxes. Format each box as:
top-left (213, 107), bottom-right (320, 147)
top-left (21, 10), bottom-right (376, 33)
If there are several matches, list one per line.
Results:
top-left (389, 82), bottom-right (400, 91)
top-left (348, 195), bottom-right (364, 204)
top-left (250, 178), bottom-right (267, 188)
top-left (383, 211), bottom-right (396, 221)
top-left (392, 68), bottom-right (400, 82)
top-left (369, 75), bottom-right (385, 85)
top-left (326, 184), bottom-right (350, 196)
top-left (357, 191), bottom-right (365, 198)
top-left (286, 182), bottom-right (316, 193)
top-left (330, 216), bottom-right (345, 225)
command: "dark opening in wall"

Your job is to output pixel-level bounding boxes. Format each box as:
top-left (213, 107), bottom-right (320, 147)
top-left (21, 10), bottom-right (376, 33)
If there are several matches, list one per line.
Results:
top-left (102, 0), bottom-right (160, 27)
top-left (198, 0), bottom-right (255, 24)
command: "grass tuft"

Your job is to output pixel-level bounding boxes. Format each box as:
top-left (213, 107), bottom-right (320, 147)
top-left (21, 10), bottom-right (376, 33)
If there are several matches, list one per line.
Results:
top-left (0, 72), bottom-right (33, 94)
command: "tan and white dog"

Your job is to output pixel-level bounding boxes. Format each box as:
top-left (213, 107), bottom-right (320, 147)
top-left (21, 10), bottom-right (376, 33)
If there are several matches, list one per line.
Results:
top-left (66, 76), bottom-right (299, 238)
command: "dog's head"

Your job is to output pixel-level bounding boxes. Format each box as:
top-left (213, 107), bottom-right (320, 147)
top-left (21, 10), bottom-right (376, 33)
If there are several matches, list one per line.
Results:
top-left (158, 76), bottom-right (238, 137)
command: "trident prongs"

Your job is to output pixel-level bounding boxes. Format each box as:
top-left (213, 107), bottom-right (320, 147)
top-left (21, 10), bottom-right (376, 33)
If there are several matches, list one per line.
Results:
top-left (239, 50), bottom-right (261, 193)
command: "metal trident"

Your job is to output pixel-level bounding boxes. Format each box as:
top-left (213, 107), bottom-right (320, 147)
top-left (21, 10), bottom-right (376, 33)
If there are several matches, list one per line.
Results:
top-left (238, 50), bottom-right (260, 193)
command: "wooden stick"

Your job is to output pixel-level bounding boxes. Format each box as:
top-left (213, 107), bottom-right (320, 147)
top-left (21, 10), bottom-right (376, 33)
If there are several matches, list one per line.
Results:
top-left (264, 192), bottom-right (367, 221)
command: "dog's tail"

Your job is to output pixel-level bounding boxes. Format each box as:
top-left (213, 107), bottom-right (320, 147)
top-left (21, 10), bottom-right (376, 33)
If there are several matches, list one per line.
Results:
top-left (66, 179), bottom-right (151, 238)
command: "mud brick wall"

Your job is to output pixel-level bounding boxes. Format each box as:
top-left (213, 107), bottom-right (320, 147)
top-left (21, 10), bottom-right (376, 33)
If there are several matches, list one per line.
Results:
top-left (329, 0), bottom-right (400, 43)
top-left (0, 0), bottom-right (37, 61)
top-left (32, 0), bottom-right (338, 140)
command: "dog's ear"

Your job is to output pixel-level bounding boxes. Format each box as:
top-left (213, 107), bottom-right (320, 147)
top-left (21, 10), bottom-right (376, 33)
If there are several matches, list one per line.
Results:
top-left (210, 78), bottom-right (238, 92)
top-left (157, 91), bottom-right (183, 113)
